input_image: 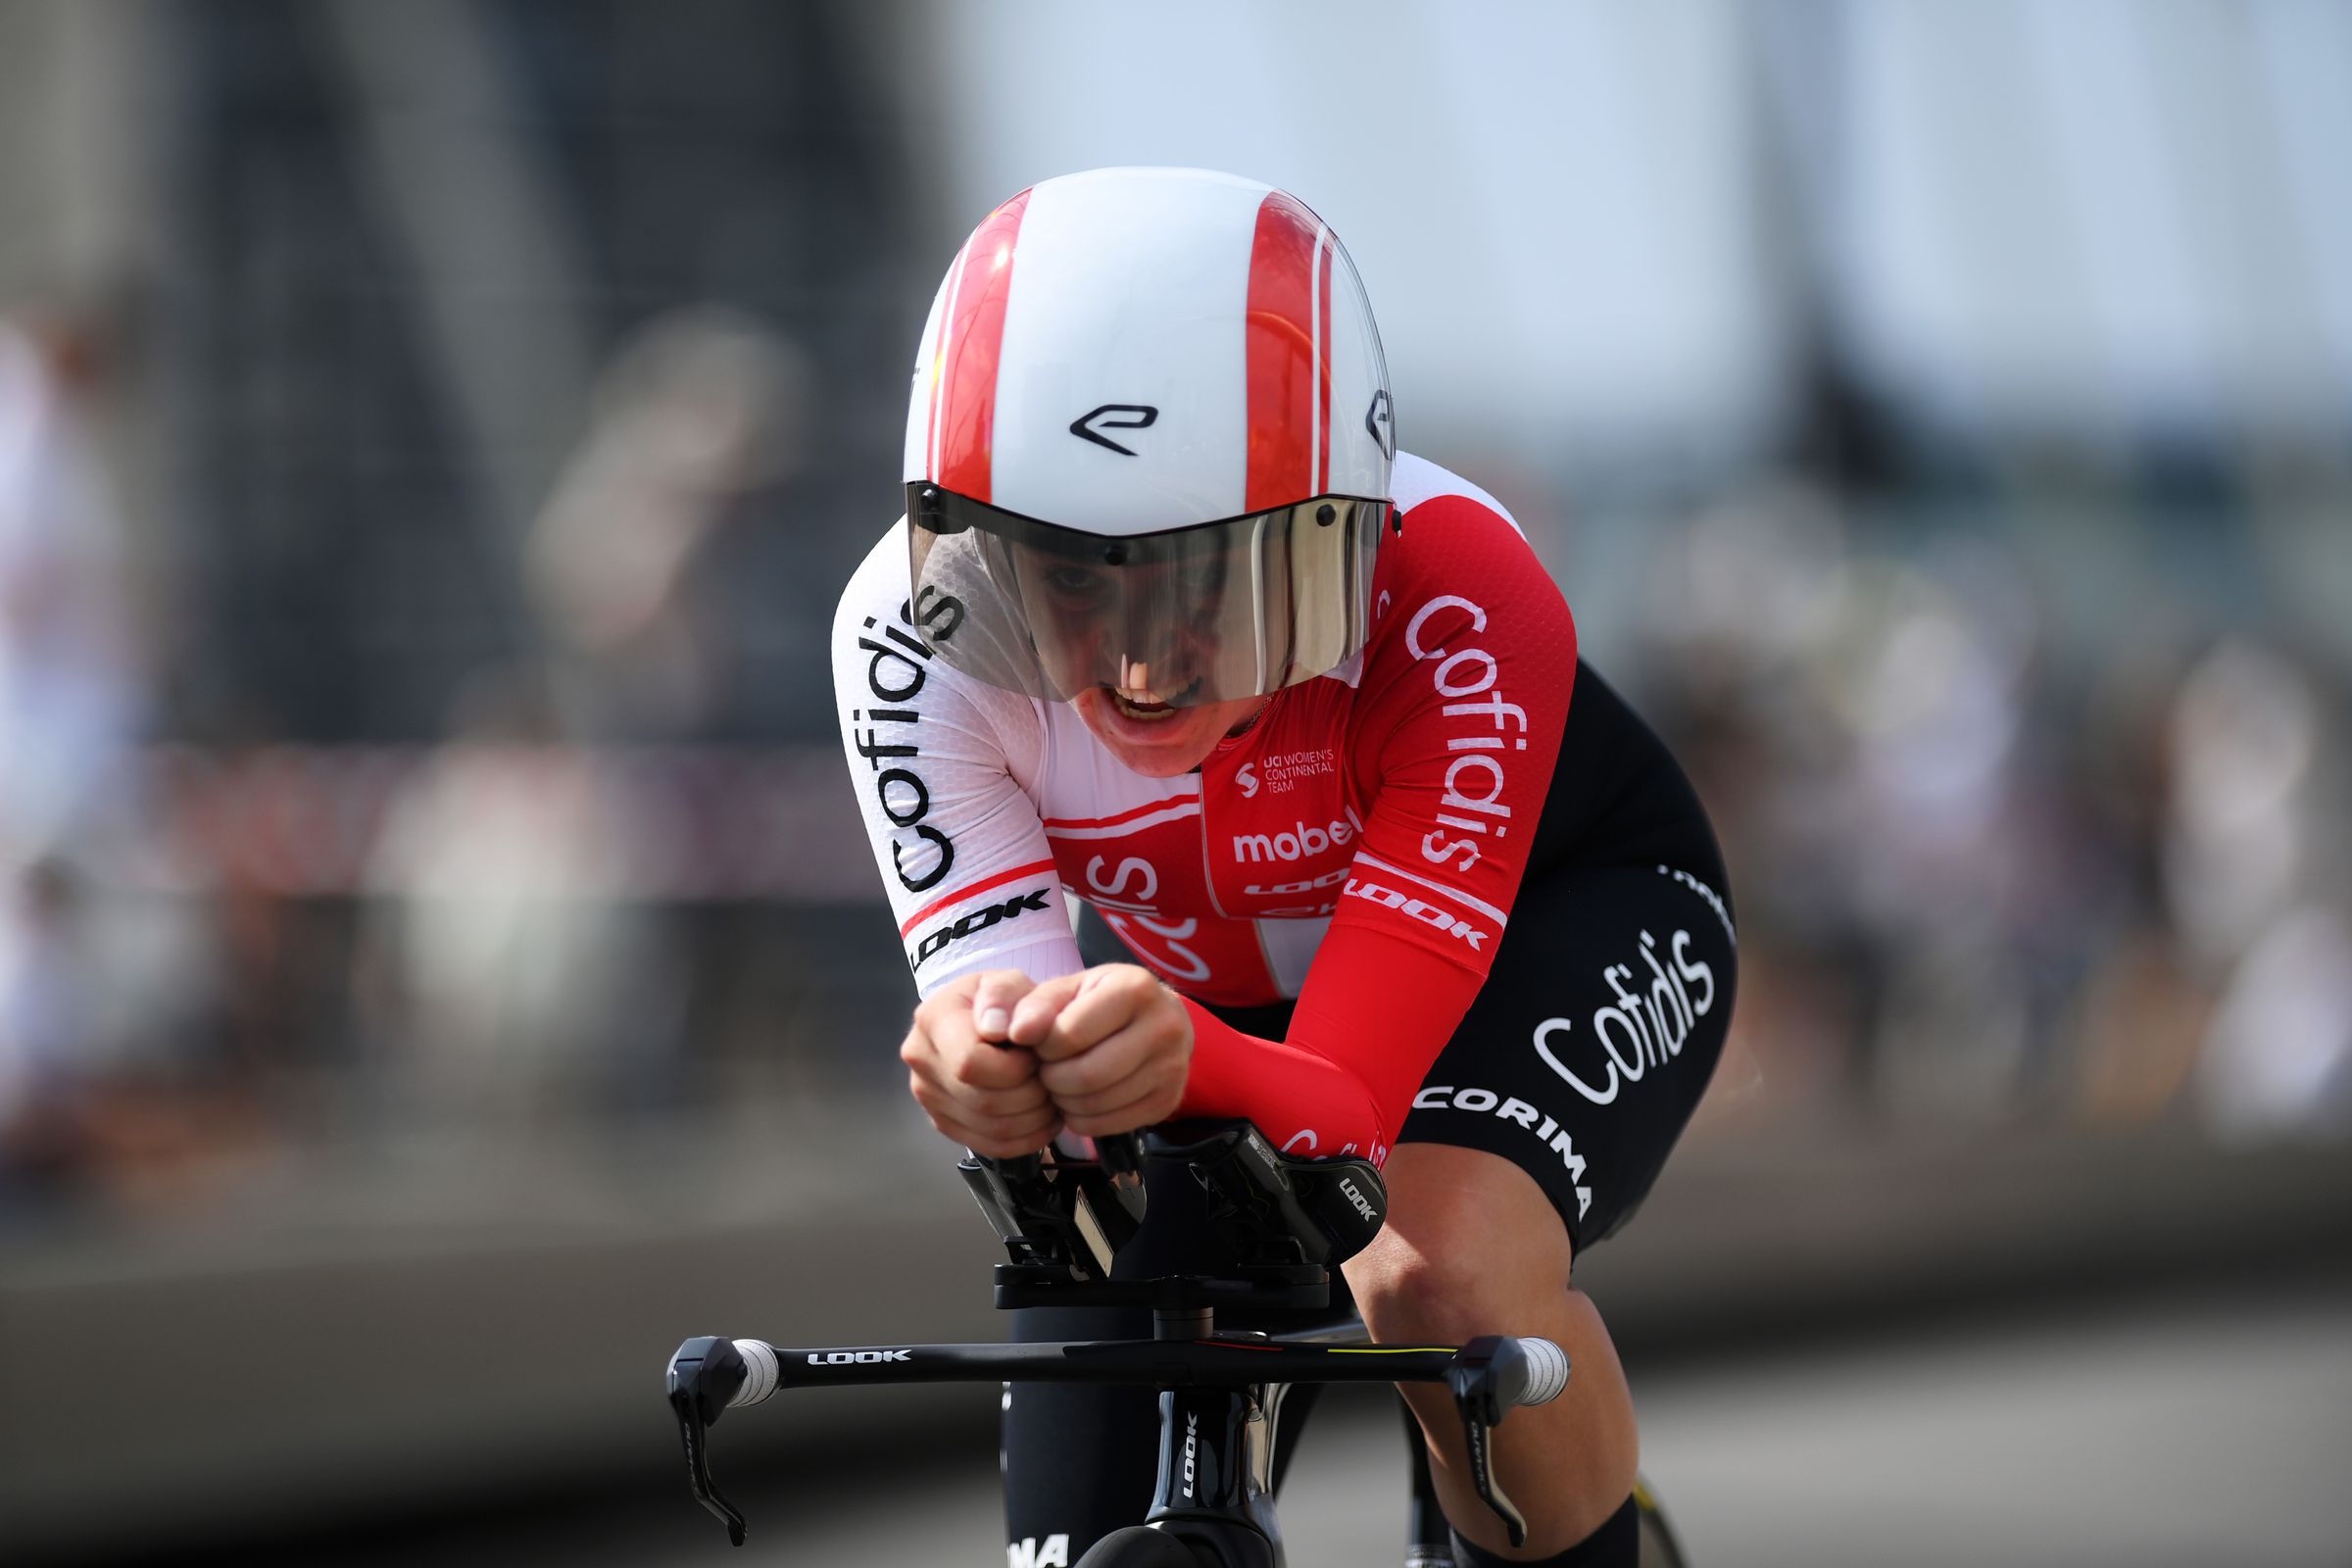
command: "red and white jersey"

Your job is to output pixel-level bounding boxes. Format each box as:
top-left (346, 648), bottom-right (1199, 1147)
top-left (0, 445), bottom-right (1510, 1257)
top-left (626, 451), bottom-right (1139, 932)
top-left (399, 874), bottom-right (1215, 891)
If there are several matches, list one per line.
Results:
top-left (832, 452), bottom-right (1577, 1162)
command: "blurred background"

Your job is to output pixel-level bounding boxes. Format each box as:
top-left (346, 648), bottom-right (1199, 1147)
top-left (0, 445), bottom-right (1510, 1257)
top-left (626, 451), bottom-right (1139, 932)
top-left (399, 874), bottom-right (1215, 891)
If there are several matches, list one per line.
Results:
top-left (2, 2), bottom-right (2348, 1564)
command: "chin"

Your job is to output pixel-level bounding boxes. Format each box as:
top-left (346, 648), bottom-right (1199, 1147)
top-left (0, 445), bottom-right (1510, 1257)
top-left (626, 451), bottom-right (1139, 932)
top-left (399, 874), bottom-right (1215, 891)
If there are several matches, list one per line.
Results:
top-left (1071, 687), bottom-right (1230, 775)
top-left (1112, 741), bottom-right (1217, 777)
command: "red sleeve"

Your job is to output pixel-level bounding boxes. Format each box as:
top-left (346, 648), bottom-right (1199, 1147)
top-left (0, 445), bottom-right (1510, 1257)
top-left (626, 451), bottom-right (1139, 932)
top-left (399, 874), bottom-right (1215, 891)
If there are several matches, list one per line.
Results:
top-left (1174, 496), bottom-right (1578, 1161)
top-left (1175, 929), bottom-right (1479, 1160)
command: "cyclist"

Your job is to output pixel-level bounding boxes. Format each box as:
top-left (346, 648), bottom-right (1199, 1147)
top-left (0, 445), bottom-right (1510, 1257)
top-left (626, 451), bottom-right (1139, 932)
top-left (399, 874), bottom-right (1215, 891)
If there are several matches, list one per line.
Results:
top-left (832, 168), bottom-right (1734, 1568)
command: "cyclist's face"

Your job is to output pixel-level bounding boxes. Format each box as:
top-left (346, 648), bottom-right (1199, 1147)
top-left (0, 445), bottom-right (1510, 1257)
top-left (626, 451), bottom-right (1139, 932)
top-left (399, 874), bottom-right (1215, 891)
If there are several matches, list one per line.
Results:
top-left (1019, 546), bottom-right (1235, 705)
top-left (1034, 549), bottom-right (1263, 772)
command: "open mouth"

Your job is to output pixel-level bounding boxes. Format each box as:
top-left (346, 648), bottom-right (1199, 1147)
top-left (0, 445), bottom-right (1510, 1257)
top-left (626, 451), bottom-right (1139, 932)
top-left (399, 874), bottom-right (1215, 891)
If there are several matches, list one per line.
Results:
top-left (1104, 675), bottom-right (1201, 721)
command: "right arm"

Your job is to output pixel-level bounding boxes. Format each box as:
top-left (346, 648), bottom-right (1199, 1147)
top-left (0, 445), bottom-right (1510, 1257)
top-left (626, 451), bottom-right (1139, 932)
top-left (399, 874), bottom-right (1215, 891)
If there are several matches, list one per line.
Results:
top-left (832, 523), bottom-right (1084, 1152)
top-left (831, 522), bottom-right (1082, 994)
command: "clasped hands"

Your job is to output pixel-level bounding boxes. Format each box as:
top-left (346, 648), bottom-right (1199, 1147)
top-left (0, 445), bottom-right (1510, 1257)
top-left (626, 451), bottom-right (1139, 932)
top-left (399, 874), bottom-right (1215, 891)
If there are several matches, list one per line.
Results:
top-left (900, 963), bottom-right (1194, 1157)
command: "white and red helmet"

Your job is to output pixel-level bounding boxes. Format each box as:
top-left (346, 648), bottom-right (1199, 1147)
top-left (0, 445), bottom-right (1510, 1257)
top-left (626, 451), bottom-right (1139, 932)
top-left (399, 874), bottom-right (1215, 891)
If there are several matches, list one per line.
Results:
top-left (901, 167), bottom-right (1395, 708)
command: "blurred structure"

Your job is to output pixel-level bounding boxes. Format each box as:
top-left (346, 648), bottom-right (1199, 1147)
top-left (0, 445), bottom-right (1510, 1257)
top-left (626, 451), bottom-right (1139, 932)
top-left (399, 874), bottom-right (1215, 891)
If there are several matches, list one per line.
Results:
top-left (0, 314), bottom-right (145, 859)
top-left (525, 307), bottom-right (813, 738)
top-left (0, 314), bottom-right (127, 1141)
top-left (0, 2), bottom-right (2348, 1560)
top-left (2166, 642), bottom-right (2352, 1136)
top-left (0, 0), bottom-right (2339, 1213)
top-left (358, 670), bottom-right (684, 1130)
top-left (0, 301), bottom-right (221, 1209)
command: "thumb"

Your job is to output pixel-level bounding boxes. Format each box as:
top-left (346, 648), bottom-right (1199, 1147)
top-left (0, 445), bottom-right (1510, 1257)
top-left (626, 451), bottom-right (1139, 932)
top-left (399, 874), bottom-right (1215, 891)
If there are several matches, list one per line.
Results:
top-left (1004, 970), bottom-right (1088, 1048)
top-left (970, 969), bottom-right (1039, 1043)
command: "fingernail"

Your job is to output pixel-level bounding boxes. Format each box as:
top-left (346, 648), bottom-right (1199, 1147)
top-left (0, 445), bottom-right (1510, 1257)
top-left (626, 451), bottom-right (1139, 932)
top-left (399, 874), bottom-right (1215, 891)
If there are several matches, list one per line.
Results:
top-left (978, 1007), bottom-right (1010, 1036)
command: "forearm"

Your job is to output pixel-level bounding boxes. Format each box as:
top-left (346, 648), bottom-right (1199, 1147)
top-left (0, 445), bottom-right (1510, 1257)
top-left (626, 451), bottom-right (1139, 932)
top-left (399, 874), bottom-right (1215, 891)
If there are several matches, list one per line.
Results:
top-left (1172, 928), bottom-right (1486, 1163)
top-left (1176, 1000), bottom-right (1392, 1160)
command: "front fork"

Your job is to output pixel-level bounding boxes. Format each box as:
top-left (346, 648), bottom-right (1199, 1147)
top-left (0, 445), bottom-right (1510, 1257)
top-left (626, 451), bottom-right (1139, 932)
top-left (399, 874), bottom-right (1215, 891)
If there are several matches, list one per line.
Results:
top-left (1403, 1396), bottom-right (1455, 1567)
top-left (1144, 1385), bottom-right (1284, 1568)
top-left (1136, 1385), bottom-right (1457, 1568)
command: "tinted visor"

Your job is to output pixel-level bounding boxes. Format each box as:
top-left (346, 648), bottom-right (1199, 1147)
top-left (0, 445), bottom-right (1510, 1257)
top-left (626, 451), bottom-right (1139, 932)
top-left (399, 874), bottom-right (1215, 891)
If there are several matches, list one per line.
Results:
top-left (906, 484), bottom-right (1389, 707)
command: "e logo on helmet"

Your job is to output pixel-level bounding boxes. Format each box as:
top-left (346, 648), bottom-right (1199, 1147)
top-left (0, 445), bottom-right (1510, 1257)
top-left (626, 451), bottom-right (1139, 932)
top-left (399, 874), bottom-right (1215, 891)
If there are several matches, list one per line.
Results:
top-left (1069, 404), bottom-right (1159, 456)
top-left (1364, 389), bottom-right (1394, 459)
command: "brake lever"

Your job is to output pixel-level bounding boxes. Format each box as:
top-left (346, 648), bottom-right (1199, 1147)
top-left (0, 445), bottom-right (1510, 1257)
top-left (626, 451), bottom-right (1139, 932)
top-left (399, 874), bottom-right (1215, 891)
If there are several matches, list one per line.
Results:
top-left (667, 1336), bottom-right (752, 1546)
top-left (1446, 1337), bottom-right (1528, 1548)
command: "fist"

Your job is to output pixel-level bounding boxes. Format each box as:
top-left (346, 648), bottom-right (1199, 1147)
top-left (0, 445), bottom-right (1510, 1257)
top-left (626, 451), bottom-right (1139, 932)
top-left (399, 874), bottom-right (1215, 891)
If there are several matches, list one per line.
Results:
top-left (899, 970), bottom-right (1059, 1157)
top-left (1005, 963), bottom-right (1194, 1138)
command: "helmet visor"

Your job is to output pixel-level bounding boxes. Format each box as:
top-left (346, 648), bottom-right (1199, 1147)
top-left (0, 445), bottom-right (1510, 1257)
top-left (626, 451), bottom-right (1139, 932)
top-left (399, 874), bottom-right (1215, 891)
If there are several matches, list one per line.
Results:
top-left (906, 484), bottom-right (1388, 707)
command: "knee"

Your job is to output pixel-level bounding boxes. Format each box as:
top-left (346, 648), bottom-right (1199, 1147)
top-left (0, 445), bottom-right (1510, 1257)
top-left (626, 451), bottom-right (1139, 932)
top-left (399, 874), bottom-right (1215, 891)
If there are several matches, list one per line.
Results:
top-left (1344, 1148), bottom-right (1574, 1347)
top-left (1350, 1226), bottom-right (1496, 1348)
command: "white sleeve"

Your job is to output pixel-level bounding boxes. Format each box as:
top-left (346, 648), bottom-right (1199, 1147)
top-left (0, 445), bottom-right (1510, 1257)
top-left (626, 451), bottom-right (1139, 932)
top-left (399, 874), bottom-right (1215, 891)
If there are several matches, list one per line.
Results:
top-left (831, 522), bottom-right (1084, 997)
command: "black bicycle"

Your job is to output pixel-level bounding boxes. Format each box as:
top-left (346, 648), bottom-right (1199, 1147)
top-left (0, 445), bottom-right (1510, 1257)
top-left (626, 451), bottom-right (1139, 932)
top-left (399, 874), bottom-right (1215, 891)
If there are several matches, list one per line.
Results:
top-left (665, 1119), bottom-right (1688, 1566)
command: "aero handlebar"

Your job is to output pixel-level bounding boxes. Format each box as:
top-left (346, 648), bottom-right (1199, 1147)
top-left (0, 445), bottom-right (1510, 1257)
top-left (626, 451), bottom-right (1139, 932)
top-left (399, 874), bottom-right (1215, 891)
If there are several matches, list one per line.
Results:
top-left (669, 1121), bottom-right (1569, 1550)
top-left (665, 1331), bottom-right (1570, 1547)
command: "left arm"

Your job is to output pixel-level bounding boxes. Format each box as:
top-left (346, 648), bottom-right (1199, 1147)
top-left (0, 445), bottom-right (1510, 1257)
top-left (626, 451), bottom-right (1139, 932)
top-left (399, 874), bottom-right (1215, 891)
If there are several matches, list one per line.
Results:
top-left (1173, 496), bottom-right (1580, 1159)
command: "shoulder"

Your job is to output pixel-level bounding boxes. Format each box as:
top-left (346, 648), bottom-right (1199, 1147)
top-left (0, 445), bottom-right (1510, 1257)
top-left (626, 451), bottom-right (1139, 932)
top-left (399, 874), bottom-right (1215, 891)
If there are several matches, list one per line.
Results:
top-left (831, 517), bottom-right (1045, 770)
top-left (1374, 451), bottom-right (1559, 614)
top-left (1390, 451), bottom-right (1526, 539)
top-left (832, 518), bottom-right (915, 644)
top-left (832, 517), bottom-right (979, 698)
top-left (832, 519), bottom-right (948, 711)
top-left (1354, 451), bottom-right (1575, 701)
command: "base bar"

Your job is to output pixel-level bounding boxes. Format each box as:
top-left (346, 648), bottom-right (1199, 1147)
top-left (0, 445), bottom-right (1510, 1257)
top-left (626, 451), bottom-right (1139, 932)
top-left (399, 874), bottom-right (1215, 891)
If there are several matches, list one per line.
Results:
top-left (765, 1337), bottom-right (1460, 1392)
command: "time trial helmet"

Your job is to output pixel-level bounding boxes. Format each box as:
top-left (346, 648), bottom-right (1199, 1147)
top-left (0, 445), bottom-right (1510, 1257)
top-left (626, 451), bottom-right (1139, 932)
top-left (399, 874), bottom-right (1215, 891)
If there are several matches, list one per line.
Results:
top-left (902, 167), bottom-right (1395, 709)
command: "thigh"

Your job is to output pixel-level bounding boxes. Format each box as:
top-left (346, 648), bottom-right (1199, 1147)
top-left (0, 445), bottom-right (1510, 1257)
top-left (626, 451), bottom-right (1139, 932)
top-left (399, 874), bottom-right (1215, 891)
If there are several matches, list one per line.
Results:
top-left (1399, 858), bottom-right (1737, 1252)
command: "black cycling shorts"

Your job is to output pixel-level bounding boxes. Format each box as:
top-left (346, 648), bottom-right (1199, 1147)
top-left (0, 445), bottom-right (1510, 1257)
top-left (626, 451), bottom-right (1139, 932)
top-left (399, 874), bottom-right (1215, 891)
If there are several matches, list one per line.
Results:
top-left (1397, 853), bottom-right (1735, 1249)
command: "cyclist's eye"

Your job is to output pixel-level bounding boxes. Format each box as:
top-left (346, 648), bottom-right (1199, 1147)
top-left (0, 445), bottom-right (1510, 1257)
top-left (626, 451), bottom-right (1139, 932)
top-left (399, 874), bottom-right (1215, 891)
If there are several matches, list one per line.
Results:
top-left (1180, 561), bottom-right (1225, 601)
top-left (1044, 565), bottom-right (1109, 601)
